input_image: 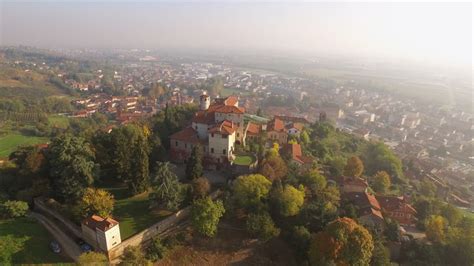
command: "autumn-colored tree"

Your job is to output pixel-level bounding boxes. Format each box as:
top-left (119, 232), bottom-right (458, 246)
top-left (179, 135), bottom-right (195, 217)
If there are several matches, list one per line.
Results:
top-left (372, 171), bottom-right (391, 194)
top-left (425, 215), bottom-right (447, 243)
top-left (308, 217), bottom-right (374, 266)
top-left (192, 177), bottom-right (211, 199)
top-left (343, 156), bottom-right (364, 177)
top-left (76, 188), bottom-right (114, 218)
top-left (259, 153), bottom-right (287, 181)
top-left (231, 174), bottom-right (272, 210)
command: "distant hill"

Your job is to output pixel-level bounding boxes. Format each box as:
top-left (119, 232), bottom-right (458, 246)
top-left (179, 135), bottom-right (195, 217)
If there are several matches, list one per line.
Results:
top-left (0, 64), bottom-right (71, 99)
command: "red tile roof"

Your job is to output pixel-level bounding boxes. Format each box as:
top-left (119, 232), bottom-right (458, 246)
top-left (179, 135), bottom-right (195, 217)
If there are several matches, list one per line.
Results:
top-left (268, 118), bottom-right (285, 132)
top-left (376, 195), bottom-right (417, 214)
top-left (214, 105), bottom-right (245, 114)
top-left (344, 192), bottom-right (383, 219)
top-left (224, 95), bottom-right (239, 106)
top-left (192, 110), bottom-right (215, 124)
top-left (170, 127), bottom-right (199, 141)
top-left (208, 120), bottom-right (236, 135)
top-left (246, 122), bottom-right (261, 135)
top-left (82, 215), bottom-right (118, 232)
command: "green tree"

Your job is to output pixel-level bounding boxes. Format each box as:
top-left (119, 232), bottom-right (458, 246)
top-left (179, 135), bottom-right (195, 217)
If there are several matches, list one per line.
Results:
top-left (191, 197), bottom-right (225, 237)
top-left (78, 251), bottom-right (109, 265)
top-left (288, 226), bottom-right (311, 260)
top-left (109, 125), bottom-right (150, 195)
top-left (420, 178), bottom-right (437, 198)
top-left (231, 174), bottom-right (272, 210)
top-left (440, 204), bottom-right (462, 227)
top-left (371, 237), bottom-right (390, 266)
top-left (119, 246), bottom-right (151, 266)
top-left (362, 142), bottom-right (404, 183)
top-left (246, 212), bottom-right (280, 241)
top-left (272, 185), bottom-right (305, 217)
top-left (146, 237), bottom-right (168, 262)
top-left (149, 162), bottom-right (184, 211)
top-left (186, 145), bottom-right (203, 180)
top-left (308, 217), bottom-right (374, 266)
top-left (48, 134), bottom-right (96, 202)
top-left (0, 201), bottom-right (29, 218)
top-left (372, 171), bottom-right (391, 194)
top-left (76, 188), bottom-right (114, 218)
top-left (344, 156), bottom-right (364, 177)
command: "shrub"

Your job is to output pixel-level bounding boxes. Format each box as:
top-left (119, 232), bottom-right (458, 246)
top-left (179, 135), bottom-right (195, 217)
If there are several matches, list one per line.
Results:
top-left (1, 200), bottom-right (29, 218)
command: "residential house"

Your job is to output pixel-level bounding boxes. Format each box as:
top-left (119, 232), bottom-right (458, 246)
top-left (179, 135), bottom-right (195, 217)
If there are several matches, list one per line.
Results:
top-left (376, 195), bottom-right (417, 226)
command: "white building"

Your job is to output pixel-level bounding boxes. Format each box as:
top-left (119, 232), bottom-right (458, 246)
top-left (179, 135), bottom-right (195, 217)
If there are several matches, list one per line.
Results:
top-left (81, 215), bottom-right (121, 252)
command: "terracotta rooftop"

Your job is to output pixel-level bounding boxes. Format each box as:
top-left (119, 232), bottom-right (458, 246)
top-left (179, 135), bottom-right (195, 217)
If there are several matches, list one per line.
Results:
top-left (209, 120), bottom-right (236, 135)
top-left (376, 195), bottom-right (417, 214)
top-left (246, 122), bottom-right (261, 135)
top-left (268, 118), bottom-right (285, 132)
top-left (224, 95), bottom-right (239, 106)
top-left (170, 127), bottom-right (199, 142)
top-left (82, 215), bottom-right (118, 232)
top-left (214, 105), bottom-right (245, 114)
top-left (192, 110), bottom-right (215, 124)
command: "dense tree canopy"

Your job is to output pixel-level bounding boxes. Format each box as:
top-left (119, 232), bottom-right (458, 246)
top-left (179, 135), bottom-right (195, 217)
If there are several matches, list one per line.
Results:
top-left (191, 197), bottom-right (225, 237)
top-left (149, 162), bottom-right (184, 211)
top-left (231, 174), bottom-right (272, 210)
top-left (344, 156), bottom-right (364, 177)
top-left (48, 134), bottom-right (96, 202)
top-left (272, 184), bottom-right (305, 217)
top-left (372, 171), bottom-right (391, 194)
top-left (308, 217), bottom-right (374, 266)
top-left (186, 145), bottom-right (203, 180)
top-left (361, 142), bottom-right (404, 183)
top-left (76, 188), bottom-right (114, 218)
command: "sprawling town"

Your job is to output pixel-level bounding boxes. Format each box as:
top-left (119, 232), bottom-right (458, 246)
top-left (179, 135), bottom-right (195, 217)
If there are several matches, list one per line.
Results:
top-left (0, 2), bottom-right (472, 266)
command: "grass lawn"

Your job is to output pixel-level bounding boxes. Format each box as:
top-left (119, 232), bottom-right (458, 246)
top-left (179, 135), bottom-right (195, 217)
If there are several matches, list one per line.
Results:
top-left (106, 187), bottom-right (173, 240)
top-left (0, 217), bottom-right (73, 265)
top-left (233, 155), bottom-right (254, 166)
top-left (0, 133), bottom-right (49, 157)
top-left (48, 115), bottom-right (70, 128)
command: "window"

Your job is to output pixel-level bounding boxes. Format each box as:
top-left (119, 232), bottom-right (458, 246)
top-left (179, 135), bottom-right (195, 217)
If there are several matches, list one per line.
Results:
top-left (211, 148), bottom-right (214, 153)
top-left (222, 134), bottom-right (227, 139)
top-left (175, 141), bottom-right (178, 147)
top-left (223, 149), bottom-right (226, 154)
top-left (237, 133), bottom-right (240, 137)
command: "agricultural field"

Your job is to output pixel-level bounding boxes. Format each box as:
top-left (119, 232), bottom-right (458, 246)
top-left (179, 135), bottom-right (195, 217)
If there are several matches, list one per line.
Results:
top-left (0, 217), bottom-right (73, 265)
top-left (0, 132), bottom-right (49, 157)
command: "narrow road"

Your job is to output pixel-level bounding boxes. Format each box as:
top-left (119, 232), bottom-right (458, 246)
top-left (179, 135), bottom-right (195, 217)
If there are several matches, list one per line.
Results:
top-left (30, 211), bottom-right (83, 262)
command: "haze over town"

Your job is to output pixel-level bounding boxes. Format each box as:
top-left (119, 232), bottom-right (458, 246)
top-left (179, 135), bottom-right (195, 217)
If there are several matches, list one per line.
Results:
top-left (0, 1), bottom-right (472, 266)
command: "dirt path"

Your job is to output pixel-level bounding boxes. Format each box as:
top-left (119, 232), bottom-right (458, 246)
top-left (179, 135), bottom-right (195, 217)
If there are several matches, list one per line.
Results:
top-left (30, 211), bottom-right (83, 262)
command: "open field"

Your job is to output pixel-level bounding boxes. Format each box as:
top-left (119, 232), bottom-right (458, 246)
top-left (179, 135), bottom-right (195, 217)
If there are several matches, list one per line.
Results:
top-left (106, 187), bottom-right (172, 240)
top-left (0, 217), bottom-right (73, 265)
top-left (0, 132), bottom-right (48, 157)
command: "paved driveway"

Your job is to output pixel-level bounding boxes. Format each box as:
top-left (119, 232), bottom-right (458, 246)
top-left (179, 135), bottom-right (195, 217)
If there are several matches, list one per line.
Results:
top-left (30, 212), bottom-right (82, 262)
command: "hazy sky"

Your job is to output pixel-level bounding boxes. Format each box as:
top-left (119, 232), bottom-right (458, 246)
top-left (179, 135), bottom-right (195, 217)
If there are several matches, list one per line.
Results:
top-left (1, 1), bottom-right (472, 68)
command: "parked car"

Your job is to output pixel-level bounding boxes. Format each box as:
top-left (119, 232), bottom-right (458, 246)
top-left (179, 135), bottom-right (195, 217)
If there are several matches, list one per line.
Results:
top-left (76, 238), bottom-right (92, 252)
top-left (50, 241), bottom-right (61, 253)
